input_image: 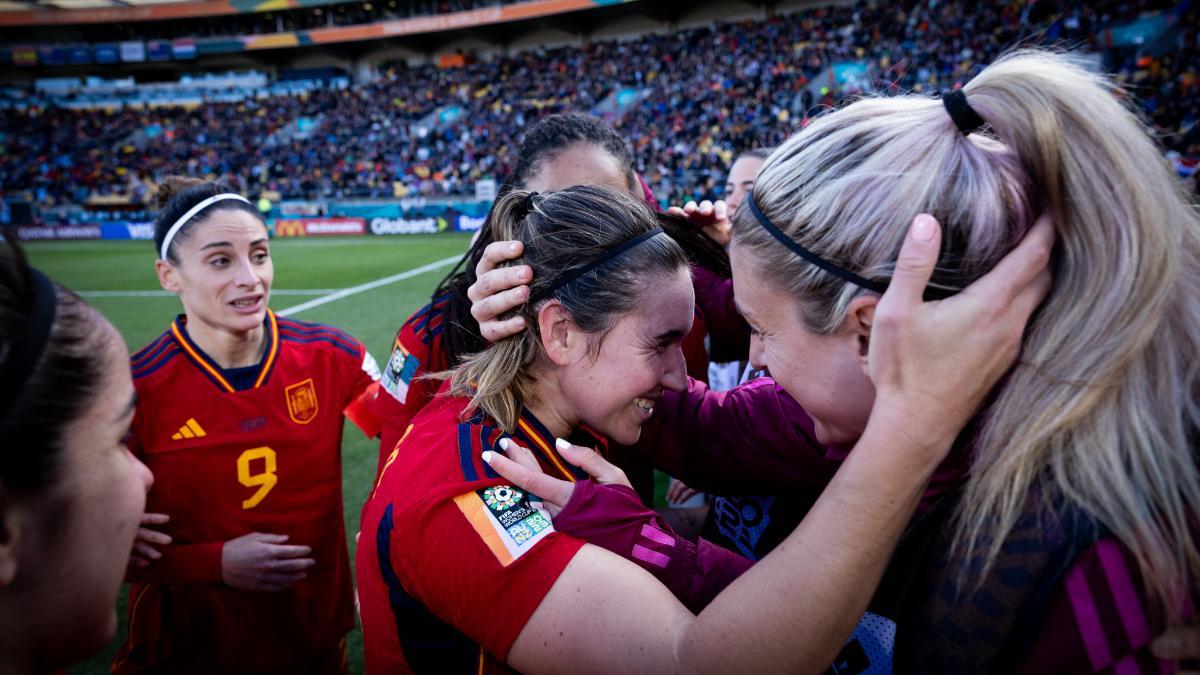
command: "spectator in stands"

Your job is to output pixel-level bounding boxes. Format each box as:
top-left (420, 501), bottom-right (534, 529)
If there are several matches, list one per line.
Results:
top-left (4, 1), bottom-right (1196, 212)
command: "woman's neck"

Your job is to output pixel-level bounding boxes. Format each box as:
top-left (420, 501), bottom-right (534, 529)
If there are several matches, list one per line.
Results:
top-left (183, 311), bottom-right (266, 369)
top-left (524, 368), bottom-right (576, 442)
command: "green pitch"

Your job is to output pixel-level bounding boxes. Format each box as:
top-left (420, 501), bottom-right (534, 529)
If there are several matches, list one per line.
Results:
top-left (27, 234), bottom-right (475, 675)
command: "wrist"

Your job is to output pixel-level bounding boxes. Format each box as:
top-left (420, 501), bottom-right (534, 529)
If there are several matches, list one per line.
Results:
top-left (860, 400), bottom-right (956, 470)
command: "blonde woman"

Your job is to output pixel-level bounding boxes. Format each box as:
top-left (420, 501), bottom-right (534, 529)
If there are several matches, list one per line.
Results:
top-left (478, 50), bottom-right (1200, 672)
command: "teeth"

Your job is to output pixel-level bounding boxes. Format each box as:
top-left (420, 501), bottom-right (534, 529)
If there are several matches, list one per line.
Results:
top-left (634, 398), bottom-right (654, 412)
top-left (233, 299), bottom-right (256, 307)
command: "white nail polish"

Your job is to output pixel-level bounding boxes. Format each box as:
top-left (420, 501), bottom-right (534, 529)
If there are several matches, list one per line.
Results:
top-left (499, 438), bottom-right (510, 451)
top-left (481, 451), bottom-right (494, 463)
top-left (555, 438), bottom-right (570, 452)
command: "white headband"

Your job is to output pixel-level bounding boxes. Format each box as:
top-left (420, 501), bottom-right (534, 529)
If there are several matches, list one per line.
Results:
top-left (159, 193), bottom-right (253, 260)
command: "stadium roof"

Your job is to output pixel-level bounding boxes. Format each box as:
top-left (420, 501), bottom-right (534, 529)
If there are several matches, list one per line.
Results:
top-left (0, 0), bottom-right (353, 24)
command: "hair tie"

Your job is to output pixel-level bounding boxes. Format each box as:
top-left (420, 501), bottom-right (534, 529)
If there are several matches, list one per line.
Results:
top-left (518, 192), bottom-right (540, 219)
top-left (160, 193), bottom-right (252, 260)
top-left (0, 268), bottom-right (58, 421)
top-left (942, 89), bottom-right (985, 136)
top-left (529, 226), bottom-right (664, 303)
top-left (746, 192), bottom-right (958, 300)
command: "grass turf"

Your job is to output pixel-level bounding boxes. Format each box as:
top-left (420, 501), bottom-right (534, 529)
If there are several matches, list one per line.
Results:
top-left (27, 234), bottom-right (474, 675)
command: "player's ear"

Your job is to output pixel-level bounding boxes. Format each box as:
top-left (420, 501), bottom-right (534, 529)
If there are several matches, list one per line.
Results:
top-left (0, 484), bottom-right (23, 588)
top-left (843, 295), bottom-right (876, 376)
top-left (537, 300), bottom-right (584, 366)
top-left (155, 259), bottom-right (180, 293)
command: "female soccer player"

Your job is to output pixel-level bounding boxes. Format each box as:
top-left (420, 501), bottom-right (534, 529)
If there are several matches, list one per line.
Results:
top-left (479, 51), bottom-right (1200, 672)
top-left (372, 113), bottom-right (745, 478)
top-left (0, 241), bottom-right (153, 673)
top-left (112, 178), bottom-right (382, 673)
top-left (357, 183), bottom-right (1053, 673)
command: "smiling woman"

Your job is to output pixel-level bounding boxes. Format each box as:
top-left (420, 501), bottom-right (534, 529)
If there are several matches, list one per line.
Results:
top-left (111, 177), bottom-right (385, 674)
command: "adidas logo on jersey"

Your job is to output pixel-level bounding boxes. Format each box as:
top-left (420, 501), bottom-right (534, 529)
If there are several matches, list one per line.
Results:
top-left (171, 418), bottom-right (207, 440)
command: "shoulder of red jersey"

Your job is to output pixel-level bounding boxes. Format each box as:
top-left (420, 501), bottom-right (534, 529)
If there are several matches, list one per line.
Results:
top-left (130, 328), bottom-right (183, 382)
top-left (401, 295), bottom-right (450, 348)
top-left (276, 316), bottom-right (363, 357)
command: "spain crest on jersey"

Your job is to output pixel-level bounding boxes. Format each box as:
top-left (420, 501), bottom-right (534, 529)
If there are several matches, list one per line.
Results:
top-left (285, 378), bottom-right (319, 424)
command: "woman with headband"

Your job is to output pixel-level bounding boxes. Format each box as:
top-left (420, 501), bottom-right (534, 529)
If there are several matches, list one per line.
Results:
top-left (372, 113), bottom-right (745, 498)
top-left (0, 240), bottom-right (153, 673)
top-left (356, 183), bottom-right (1052, 673)
top-left (112, 177), bottom-right (383, 674)
top-left (477, 51), bottom-right (1200, 672)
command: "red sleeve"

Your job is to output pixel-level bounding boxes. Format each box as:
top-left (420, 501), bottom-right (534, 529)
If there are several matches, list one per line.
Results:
top-left (131, 542), bottom-right (225, 585)
top-left (1020, 538), bottom-right (1187, 674)
top-left (395, 490), bottom-right (585, 661)
top-left (375, 314), bottom-right (448, 475)
top-left (338, 336), bottom-right (383, 439)
top-left (126, 409), bottom-right (226, 586)
top-left (635, 376), bottom-right (835, 495)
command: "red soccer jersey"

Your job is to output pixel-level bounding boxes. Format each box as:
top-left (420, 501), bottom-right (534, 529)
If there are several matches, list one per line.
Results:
top-left (114, 310), bottom-right (380, 674)
top-left (358, 390), bottom-right (589, 674)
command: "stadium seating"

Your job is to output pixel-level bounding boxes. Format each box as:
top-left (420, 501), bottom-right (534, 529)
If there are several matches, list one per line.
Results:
top-left (1, 0), bottom-right (1196, 215)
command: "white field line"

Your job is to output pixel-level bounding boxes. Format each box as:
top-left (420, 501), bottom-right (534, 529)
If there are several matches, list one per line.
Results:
top-left (276, 254), bottom-right (460, 317)
top-left (78, 289), bottom-right (339, 298)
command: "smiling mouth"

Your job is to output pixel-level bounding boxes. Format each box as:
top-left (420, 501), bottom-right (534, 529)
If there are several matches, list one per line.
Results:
top-left (230, 296), bottom-right (262, 308)
top-left (634, 397), bottom-right (655, 413)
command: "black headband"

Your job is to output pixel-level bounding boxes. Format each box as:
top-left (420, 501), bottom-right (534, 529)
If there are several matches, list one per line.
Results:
top-left (747, 193), bottom-right (959, 301)
top-left (0, 267), bottom-right (58, 421)
top-left (746, 193), bottom-right (890, 295)
top-left (942, 89), bottom-right (985, 136)
top-left (529, 226), bottom-right (665, 303)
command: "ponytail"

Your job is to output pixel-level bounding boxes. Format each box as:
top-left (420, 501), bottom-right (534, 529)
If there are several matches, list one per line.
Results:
top-left (956, 50), bottom-right (1200, 613)
top-left (736, 49), bottom-right (1200, 617)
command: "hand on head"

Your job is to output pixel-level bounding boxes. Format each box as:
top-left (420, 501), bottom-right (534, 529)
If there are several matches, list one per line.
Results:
top-left (865, 212), bottom-right (1054, 457)
top-left (666, 200), bottom-right (731, 247)
top-left (468, 240), bottom-right (532, 342)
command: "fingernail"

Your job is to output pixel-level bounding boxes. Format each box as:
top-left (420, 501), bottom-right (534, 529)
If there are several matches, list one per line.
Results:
top-left (912, 215), bottom-right (936, 241)
top-left (482, 450), bottom-right (494, 463)
top-left (555, 438), bottom-right (570, 452)
top-left (509, 242), bottom-right (518, 252)
top-left (498, 438), bottom-right (510, 451)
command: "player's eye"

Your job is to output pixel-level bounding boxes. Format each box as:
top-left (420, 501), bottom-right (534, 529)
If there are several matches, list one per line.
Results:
top-left (253, 251), bottom-right (270, 263)
top-left (210, 256), bottom-right (230, 268)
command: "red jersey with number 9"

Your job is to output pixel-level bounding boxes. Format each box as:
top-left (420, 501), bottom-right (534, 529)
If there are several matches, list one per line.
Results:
top-left (114, 310), bottom-right (380, 674)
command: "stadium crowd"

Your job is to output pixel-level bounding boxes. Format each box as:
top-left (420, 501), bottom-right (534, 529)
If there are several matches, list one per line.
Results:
top-left (0, 0), bottom-right (516, 43)
top-left (1, 0), bottom-right (1196, 211)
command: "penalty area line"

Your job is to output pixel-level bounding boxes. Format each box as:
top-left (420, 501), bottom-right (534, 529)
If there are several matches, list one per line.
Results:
top-left (276, 254), bottom-right (461, 317)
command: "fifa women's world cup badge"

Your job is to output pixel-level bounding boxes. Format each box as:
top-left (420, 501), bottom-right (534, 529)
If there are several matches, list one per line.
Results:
top-left (285, 378), bottom-right (319, 424)
top-left (483, 486), bottom-right (522, 511)
top-left (454, 484), bottom-right (556, 566)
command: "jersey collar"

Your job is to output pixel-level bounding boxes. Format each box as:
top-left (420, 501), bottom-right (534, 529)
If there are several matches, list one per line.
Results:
top-left (512, 407), bottom-right (596, 483)
top-left (169, 310), bottom-right (281, 394)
